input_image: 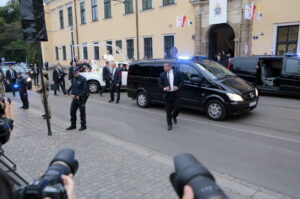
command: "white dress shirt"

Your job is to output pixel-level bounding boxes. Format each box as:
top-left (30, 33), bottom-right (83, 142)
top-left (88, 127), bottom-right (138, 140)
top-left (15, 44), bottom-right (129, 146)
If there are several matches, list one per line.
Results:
top-left (112, 68), bottom-right (116, 80)
top-left (103, 54), bottom-right (114, 62)
top-left (167, 70), bottom-right (174, 92)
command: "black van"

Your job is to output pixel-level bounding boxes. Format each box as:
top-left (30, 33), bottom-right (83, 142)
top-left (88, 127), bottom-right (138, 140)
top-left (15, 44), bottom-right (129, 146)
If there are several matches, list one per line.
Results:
top-left (127, 57), bottom-right (259, 120)
top-left (228, 54), bottom-right (300, 95)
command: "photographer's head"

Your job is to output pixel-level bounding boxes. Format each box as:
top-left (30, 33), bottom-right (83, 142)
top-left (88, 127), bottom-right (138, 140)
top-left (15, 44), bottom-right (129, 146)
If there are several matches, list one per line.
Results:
top-left (0, 169), bottom-right (14, 199)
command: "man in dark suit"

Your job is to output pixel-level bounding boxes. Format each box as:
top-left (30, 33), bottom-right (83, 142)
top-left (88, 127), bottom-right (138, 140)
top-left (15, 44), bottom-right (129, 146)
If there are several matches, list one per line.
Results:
top-left (108, 62), bottom-right (122, 104)
top-left (52, 64), bottom-right (66, 95)
top-left (67, 61), bottom-right (77, 94)
top-left (100, 61), bottom-right (111, 96)
top-left (159, 63), bottom-right (183, 131)
top-left (5, 64), bottom-right (17, 97)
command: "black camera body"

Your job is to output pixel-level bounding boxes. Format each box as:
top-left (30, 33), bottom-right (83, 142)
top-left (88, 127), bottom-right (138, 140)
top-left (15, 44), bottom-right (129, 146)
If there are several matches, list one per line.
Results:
top-left (17, 149), bottom-right (79, 199)
top-left (170, 153), bottom-right (229, 199)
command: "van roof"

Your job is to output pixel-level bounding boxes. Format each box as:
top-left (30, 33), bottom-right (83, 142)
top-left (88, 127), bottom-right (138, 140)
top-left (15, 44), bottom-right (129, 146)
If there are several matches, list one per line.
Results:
top-left (130, 56), bottom-right (209, 65)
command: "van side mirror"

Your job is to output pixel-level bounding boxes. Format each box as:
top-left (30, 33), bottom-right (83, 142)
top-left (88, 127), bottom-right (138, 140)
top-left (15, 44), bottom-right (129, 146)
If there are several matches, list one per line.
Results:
top-left (190, 77), bottom-right (202, 84)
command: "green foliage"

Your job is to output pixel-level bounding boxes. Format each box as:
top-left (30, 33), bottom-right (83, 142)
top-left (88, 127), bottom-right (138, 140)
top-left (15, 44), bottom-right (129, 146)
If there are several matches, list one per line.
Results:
top-left (0, 0), bottom-right (38, 63)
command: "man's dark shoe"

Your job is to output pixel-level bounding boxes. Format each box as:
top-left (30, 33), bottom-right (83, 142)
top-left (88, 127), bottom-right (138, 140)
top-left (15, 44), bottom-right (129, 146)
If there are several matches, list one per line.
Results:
top-left (108, 100), bottom-right (114, 103)
top-left (173, 117), bottom-right (177, 125)
top-left (100, 93), bottom-right (103, 97)
top-left (167, 125), bottom-right (172, 131)
top-left (20, 106), bottom-right (24, 109)
top-left (23, 107), bottom-right (29, 110)
top-left (116, 101), bottom-right (119, 104)
top-left (42, 114), bottom-right (46, 117)
top-left (66, 126), bottom-right (76, 130)
top-left (78, 126), bottom-right (87, 131)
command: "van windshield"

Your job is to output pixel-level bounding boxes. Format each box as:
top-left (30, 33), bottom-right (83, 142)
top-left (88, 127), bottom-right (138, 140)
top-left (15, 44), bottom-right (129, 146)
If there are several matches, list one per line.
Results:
top-left (194, 60), bottom-right (236, 80)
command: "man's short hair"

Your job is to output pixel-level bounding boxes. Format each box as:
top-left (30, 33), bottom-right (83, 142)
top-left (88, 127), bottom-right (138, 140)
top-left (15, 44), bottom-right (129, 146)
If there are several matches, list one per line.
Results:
top-left (106, 61), bottom-right (110, 65)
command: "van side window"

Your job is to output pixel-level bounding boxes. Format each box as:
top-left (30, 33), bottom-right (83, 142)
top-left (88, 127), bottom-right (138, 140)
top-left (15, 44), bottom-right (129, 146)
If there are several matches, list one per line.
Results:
top-left (233, 58), bottom-right (257, 73)
top-left (130, 64), bottom-right (150, 77)
top-left (150, 64), bottom-right (164, 78)
top-left (179, 64), bottom-right (200, 81)
top-left (285, 59), bottom-right (300, 74)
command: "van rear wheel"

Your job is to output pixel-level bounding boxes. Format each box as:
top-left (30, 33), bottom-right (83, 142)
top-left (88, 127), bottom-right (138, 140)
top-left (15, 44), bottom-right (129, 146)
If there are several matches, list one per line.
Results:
top-left (136, 91), bottom-right (149, 108)
top-left (205, 100), bottom-right (226, 121)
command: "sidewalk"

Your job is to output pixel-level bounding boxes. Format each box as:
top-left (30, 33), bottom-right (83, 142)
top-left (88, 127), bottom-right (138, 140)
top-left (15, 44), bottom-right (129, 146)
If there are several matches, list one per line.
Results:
top-left (3, 99), bottom-right (289, 199)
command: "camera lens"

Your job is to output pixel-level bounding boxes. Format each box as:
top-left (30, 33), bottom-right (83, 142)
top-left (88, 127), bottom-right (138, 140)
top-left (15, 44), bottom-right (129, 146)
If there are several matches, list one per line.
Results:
top-left (170, 153), bottom-right (228, 199)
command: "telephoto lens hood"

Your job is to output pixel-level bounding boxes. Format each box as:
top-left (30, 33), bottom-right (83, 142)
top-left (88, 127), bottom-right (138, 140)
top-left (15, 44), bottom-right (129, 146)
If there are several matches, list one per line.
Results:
top-left (49, 149), bottom-right (79, 175)
top-left (170, 153), bottom-right (229, 199)
top-left (0, 120), bottom-right (11, 145)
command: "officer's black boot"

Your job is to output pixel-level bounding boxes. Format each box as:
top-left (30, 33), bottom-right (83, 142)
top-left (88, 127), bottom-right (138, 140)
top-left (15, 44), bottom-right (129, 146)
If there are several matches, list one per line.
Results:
top-left (78, 126), bottom-right (87, 131)
top-left (66, 125), bottom-right (76, 130)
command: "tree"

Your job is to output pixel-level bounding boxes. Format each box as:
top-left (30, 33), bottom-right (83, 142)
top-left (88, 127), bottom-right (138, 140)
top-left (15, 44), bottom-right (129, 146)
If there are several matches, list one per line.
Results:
top-left (0, 0), bottom-right (38, 63)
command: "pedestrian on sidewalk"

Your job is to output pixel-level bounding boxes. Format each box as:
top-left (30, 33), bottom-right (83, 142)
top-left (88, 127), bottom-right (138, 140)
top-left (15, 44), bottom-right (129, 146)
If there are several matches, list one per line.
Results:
top-left (108, 62), bottom-right (122, 104)
top-left (0, 70), bottom-right (5, 98)
top-left (66, 67), bottom-right (88, 131)
top-left (159, 63), bottom-right (183, 131)
top-left (17, 72), bottom-right (29, 110)
top-left (36, 71), bottom-right (51, 119)
top-left (99, 61), bottom-right (111, 96)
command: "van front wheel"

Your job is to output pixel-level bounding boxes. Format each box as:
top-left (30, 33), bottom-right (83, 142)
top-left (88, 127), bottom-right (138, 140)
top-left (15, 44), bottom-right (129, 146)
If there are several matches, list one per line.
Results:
top-left (136, 91), bottom-right (149, 108)
top-left (205, 100), bottom-right (226, 121)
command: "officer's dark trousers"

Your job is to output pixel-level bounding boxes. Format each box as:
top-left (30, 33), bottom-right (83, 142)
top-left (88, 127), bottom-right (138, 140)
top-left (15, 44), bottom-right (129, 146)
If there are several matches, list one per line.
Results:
top-left (70, 98), bottom-right (86, 127)
top-left (165, 92), bottom-right (180, 126)
top-left (110, 83), bottom-right (120, 102)
top-left (19, 89), bottom-right (29, 108)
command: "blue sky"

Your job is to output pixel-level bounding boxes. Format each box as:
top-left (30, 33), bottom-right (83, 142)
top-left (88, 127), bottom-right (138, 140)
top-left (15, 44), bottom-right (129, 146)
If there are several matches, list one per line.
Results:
top-left (0, 0), bottom-right (9, 7)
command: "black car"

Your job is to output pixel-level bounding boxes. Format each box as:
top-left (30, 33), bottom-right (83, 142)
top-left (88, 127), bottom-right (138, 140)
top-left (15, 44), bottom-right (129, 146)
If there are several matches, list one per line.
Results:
top-left (0, 64), bottom-right (32, 91)
top-left (228, 54), bottom-right (300, 96)
top-left (127, 56), bottom-right (259, 121)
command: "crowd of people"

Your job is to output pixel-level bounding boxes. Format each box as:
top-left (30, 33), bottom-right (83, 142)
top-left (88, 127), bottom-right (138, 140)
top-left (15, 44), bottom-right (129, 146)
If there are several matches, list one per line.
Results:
top-left (214, 49), bottom-right (233, 67)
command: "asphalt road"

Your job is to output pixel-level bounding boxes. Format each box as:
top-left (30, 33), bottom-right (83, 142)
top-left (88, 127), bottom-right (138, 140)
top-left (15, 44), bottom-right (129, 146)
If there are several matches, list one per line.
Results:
top-left (15, 90), bottom-right (300, 198)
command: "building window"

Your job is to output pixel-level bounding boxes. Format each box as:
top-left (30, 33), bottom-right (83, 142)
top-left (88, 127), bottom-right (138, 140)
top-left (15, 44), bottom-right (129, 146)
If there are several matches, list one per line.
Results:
top-left (91, 0), bottom-right (98, 21)
top-left (70, 45), bottom-right (74, 60)
top-left (276, 25), bottom-right (299, 55)
top-left (127, 39), bottom-right (134, 59)
top-left (104, 0), bottom-right (111, 19)
top-left (144, 37), bottom-right (153, 59)
top-left (59, 10), bottom-right (64, 29)
top-left (55, 47), bottom-right (59, 60)
top-left (106, 41), bottom-right (113, 55)
top-left (125, 0), bottom-right (133, 14)
top-left (142, 0), bottom-right (152, 10)
top-left (80, 2), bottom-right (86, 24)
top-left (163, 0), bottom-right (174, 6)
top-left (94, 42), bottom-right (100, 60)
top-left (164, 35), bottom-right (174, 58)
top-left (62, 46), bottom-right (67, 60)
top-left (116, 40), bottom-right (122, 54)
top-left (83, 45), bottom-right (88, 59)
top-left (67, 7), bottom-right (73, 27)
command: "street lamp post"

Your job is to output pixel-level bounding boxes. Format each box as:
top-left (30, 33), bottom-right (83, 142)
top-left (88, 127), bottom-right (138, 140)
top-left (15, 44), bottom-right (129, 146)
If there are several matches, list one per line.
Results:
top-left (68, 26), bottom-right (75, 61)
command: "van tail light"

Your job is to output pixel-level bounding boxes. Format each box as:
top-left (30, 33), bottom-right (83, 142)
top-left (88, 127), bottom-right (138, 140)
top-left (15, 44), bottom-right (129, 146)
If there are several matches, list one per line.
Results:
top-left (227, 59), bottom-right (231, 70)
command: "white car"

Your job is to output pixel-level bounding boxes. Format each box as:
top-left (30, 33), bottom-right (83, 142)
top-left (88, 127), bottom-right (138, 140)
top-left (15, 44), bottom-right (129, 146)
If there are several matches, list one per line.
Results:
top-left (80, 62), bottom-right (129, 93)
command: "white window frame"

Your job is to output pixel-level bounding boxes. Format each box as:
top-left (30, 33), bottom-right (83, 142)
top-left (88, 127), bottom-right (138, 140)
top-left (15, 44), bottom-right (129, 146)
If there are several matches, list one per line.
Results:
top-left (125, 37), bottom-right (135, 59)
top-left (161, 0), bottom-right (176, 7)
top-left (162, 33), bottom-right (176, 58)
top-left (142, 36), bottom-right (153, 59)
top-left (272, 22), bottom-right (300, 55)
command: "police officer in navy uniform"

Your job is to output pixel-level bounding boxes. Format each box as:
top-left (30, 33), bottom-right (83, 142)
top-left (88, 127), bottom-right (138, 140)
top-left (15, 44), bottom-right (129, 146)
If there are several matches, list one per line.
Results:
top-left (17, 72), bottom-right (29, 109)
top-left (66, 67), bottom-right (88, 131)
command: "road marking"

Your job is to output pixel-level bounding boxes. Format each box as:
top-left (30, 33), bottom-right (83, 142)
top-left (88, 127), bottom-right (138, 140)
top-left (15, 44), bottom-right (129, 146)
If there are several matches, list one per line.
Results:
top-left (88, 98), bottom-right (300, 144)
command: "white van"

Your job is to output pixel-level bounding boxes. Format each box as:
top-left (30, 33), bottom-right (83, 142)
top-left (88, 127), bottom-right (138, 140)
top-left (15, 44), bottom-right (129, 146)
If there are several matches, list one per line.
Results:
top-left (80, 61), bottom-right (129, 93)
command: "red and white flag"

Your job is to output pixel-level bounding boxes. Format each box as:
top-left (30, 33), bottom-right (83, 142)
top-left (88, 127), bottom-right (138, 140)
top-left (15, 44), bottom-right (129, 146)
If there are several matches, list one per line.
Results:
top-left (250, 1), bottom-right (256, 20)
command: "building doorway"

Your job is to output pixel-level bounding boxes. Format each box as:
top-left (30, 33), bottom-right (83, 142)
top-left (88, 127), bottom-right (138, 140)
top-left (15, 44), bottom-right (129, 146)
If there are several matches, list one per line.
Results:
top-left (209, 24), bottom-right (235, 59)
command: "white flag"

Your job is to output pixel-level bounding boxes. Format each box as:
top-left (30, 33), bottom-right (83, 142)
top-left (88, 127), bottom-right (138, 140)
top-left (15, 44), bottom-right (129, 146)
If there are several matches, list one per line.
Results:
top-left (244, 4), bottom-right (252, 20)
top-left (176, 16), bottom-right (183, 27)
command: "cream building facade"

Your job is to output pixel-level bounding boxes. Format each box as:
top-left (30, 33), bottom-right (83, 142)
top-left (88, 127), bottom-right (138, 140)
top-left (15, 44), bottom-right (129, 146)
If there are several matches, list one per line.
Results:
top-left (41, 0), bottom-right (300, 65)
